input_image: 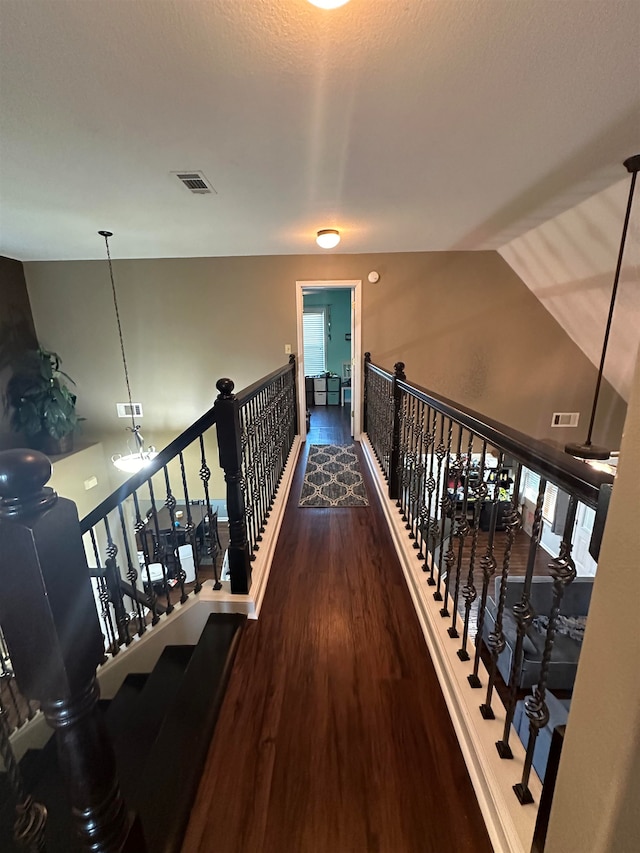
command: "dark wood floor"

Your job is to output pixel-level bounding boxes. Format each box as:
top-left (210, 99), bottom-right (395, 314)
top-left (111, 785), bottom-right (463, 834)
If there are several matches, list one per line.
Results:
top-left (182, 429), bottom-right (492, 853)
top-left (306, 401), bottom-right (353, 445)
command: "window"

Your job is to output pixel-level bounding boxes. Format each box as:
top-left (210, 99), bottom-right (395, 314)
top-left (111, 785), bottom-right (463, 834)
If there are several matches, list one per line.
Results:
top-left (303, 308), bottom-right (327, 375)
top-left (522, 468), bottom-right (558, 522)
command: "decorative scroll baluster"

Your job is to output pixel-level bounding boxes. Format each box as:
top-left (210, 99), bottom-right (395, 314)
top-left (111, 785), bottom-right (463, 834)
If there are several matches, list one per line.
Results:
top-left (0, 702), bottom-right (47, 852)
top-left (117, 503), bottom-right (145, 637)
top-left (147, 478), bottom-right (174, 614)
top-left (389, 362), bottom-right (406, 501)
top-left (103, 517), bottom-right (132, 649)
top-left (424, 410), bottom-right (439, 586)
top-left (163, 468), bottom-right (187, 604)
top-left (132, 492), bottom-right (160, 625)
top-left (469, 451), bottom-right (503, 687)
top-left (198, 435), bottom-right (222, 590)
top-left (440, 425), bottom-right (463, 619)
top-left (179, 451), bottom-right (203, 594)
top-left (89, 529), bottom-right (118, 654)
top-left (458, 441), bottom-right (488, 662)
top-left (434, 417), bottom-right (454, 602)
top-left (413, 402), bottom-right (428, 559)
top-left (497, 474), bottom-right (547, 759)
top-left (481, 464), bottom-right (522, 719)
top-left (514, 495), bottom-right (578, 804)
top-left (403, 394), bottom-right (417, 533)
top-left (448, 430), bottom-right (474, 639)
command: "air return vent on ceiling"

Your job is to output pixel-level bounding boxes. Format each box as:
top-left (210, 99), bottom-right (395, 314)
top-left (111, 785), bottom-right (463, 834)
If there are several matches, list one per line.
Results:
top-left (117, 402), bottom-right (144, 418)
top-left (173, 171), bottom-right (216, 194)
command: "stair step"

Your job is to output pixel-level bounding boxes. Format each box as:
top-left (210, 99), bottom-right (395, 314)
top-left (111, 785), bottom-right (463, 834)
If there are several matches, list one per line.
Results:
top-left (134, 613), bottom-right (245, 853)
top-left (100, 672), bottom-right (148, 740)
top-left (107, 645), bottom-right (194, 800)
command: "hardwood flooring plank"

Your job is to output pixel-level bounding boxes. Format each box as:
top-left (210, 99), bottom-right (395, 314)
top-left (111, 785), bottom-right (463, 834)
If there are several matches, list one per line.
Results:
top-left (182, 440), bottom-right (493, 853)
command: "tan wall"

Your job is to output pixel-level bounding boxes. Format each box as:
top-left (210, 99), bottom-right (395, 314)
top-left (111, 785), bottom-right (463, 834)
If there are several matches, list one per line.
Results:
top-left (24, 251), bottom-right (627, 457)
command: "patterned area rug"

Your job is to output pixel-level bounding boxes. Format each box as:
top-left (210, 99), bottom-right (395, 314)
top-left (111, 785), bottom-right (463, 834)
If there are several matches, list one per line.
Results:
top-left (299, 444), bottom-right (369, 507)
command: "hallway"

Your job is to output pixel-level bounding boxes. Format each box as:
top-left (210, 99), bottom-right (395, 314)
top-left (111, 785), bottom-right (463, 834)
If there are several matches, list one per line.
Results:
top-left (182, 419), bottom-right (493, 852)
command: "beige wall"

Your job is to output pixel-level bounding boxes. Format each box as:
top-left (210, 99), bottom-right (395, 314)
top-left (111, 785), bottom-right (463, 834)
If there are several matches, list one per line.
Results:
top-left (24, 251), bottom-right (627, 457)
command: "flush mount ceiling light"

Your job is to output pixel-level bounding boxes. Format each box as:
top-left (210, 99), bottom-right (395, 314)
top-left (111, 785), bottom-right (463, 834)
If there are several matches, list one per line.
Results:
top-left (316, 229), bottom-right (340, 249)
top-left (99, 230), bottom-right (158, 475)
top-left (308, 0), bottom-right (350, 9)
top-left (565, 153), bottom-right (640, 461)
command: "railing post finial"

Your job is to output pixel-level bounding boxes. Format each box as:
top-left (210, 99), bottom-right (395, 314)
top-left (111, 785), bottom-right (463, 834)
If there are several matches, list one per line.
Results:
top-left (216, 378), bottom-right (236, 400)
top-left (0, 448), bottom-right (57, 520)
top-left (394, 362), bottom-right (406, 381)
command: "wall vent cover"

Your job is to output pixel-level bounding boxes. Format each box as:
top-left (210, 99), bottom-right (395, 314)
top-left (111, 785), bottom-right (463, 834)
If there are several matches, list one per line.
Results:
top-left (551, 412), bottom-right (579, 427)
top-left (117, 402), bottom-right (143, 418)
top-left (173, 171), bottom-right (216, 194)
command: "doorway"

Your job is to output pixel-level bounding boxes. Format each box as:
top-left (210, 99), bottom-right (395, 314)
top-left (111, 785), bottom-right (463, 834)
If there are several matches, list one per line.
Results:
top-left (295, 279), bottom-right (362, 440)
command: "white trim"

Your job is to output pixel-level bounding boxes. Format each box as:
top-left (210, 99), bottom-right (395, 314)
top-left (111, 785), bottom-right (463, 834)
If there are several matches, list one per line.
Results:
top-left (360, 435), bottom-right (541, 853)
top-left (296, 279), bottom-right (362, 440)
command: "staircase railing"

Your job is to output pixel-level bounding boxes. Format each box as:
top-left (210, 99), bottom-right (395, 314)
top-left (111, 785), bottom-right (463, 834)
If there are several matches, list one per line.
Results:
top-left (79, 358), bottom-right (297, 652)
top-left (363, 353), bottom-right (614, 811)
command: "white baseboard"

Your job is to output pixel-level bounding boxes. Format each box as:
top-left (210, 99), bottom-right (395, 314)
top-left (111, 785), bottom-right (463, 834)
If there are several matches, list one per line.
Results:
top-left (361, 436), bottom-right (541, 853)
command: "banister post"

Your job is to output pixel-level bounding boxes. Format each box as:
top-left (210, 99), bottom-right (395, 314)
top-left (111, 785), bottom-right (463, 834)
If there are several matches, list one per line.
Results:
top-left (389, 361), bottom-right (406, 501)
top-left (0, 449), bottom-right (141, 852)
top-left (214, 379), bottom-right (252, 594)
top-left (289, 353), bottom-right (299, 436)
top-left (363, 352), bottom-right (371, 433)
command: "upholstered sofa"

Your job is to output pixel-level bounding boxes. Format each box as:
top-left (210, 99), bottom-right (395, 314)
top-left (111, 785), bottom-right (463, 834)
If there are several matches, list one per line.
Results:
top-left (482, 575), bottom-right (593, 690)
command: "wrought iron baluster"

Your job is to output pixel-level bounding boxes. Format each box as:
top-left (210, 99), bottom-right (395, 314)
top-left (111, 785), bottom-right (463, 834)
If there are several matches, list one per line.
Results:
top-left (401, 393), bottom-right (417, 529)
top-left (413, 401), bottom-right (428, 560)
top-left (424, 409), bottom-right (439, 586)
top-left (434, 417), bottom-right (454, 602)
top-left (147, 478), bottom-right (174, 613)
top-left (440, 424), bottom-right (464, 619)
top-left (117, 502), bottom-right (145, 636)
top-left (103, 516), bottom-right (132, 649)
top-left (514, 495), bottom-right (578, 804)
top-left (497, 473), bottom-right (546, 759)
top-left (198, 434), bottom-right (222, 590)
top-left (470, 451), bottom-right (503, 687)
top-left (458, 440), bottom-right (487, 661)
top-left (448, 430), bottom-right (474, 639)
top-left (132, 491), bottom-right (160, 625)
top-left (389, 362), bottom-right (406, 502)
top-left (0, 703), bottom-right (47, 852)
top-left (163, 466), bottom-right (187, 604)
top-left (89, 528), bottom-right (118, 654)
top-left (179, 450), bottom-right (202, 594)
top-left (481, 464), bottom-right (522, 720)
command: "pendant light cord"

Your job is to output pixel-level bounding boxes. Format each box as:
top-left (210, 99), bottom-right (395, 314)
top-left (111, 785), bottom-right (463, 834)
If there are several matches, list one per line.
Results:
top-left (99, 231), bottom-right (139, 441)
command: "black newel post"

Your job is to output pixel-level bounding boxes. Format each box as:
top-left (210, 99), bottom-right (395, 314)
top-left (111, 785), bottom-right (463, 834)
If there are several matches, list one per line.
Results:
top-left (363, 352), bottom-right (371, 433)
top-left (289, 353), bottom-right (299, 436)
top-left (388, 361), bottom-right (406, 501)
top-left (0, 449), bottom-right (142, 852)
top-left (214, 379), bottom-right (252, 594)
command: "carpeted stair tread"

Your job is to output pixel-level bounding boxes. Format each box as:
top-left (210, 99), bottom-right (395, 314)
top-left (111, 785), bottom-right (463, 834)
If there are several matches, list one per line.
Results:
top-left (134, 612), bottom-right (245, 853)
top-left (107, 645), bottom-right (194, 791)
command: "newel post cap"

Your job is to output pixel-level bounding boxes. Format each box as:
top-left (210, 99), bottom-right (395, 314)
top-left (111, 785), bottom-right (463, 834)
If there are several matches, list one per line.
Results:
top-left (216, 378), bottom-right (236, 399)
top-left (0, 448), bottom-right (56, 519)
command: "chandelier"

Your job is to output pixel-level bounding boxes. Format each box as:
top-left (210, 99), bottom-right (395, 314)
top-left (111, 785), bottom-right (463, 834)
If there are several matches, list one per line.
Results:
top-left (99, 231), bottom-right (158, 474)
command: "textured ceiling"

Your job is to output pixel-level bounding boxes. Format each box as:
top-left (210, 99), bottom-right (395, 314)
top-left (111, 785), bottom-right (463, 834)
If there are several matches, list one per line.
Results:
top-left (0, 0), bottom-right (639, 260)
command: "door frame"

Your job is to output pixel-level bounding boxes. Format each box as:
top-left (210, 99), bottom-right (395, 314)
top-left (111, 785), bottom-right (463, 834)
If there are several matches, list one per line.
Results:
top-left (295, 279), bottom-right (362, 440)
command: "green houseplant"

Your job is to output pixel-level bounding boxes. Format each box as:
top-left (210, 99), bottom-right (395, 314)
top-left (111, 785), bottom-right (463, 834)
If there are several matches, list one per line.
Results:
top-left (4, 348), bottom-right (82, 454)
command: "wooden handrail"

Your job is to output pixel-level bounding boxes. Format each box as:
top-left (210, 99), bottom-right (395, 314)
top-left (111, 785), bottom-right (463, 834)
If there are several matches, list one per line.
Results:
top-left (366, 358), bottom-right (613, 509)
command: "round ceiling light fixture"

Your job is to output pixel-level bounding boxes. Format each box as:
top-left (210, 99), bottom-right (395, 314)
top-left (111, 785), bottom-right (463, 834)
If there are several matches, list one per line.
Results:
top-left (308, 0), bottom-right (350, 9)
top-left (316, 229), bottom-right (340, 249)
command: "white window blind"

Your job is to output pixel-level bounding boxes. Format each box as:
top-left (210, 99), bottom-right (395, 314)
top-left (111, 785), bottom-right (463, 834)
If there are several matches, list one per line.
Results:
top-left (522, 469), bottom-right (558, 522)
top-left (303, 309), bottom-right (327, 375)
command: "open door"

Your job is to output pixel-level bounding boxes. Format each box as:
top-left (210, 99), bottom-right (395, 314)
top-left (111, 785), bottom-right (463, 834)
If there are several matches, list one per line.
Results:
top-left (296, 279), bottom-right (362, 440)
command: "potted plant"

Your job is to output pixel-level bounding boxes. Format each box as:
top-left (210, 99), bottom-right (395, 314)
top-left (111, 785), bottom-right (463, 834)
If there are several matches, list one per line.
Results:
top-left (4, 348), bottom-right (82, 455)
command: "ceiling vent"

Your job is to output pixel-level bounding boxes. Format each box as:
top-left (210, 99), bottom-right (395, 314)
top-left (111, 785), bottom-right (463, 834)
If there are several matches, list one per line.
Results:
top-left (173, 171), bottom-right (216, 194)
top-left (117, 402), bottom-right (144, 418)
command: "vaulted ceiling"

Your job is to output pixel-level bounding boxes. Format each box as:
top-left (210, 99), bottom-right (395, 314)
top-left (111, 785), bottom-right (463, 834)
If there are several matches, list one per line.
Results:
top-left (1, 0), bottom-right (638, 261)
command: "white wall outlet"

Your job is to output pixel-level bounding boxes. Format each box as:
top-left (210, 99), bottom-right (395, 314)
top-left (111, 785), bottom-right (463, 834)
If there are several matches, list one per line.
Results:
top-left (284, 344), bottom-right (292, 354)
top-left (551, 412), bottom-right (580, 427)
top-left (84, 476), bottom-right (98, 490)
